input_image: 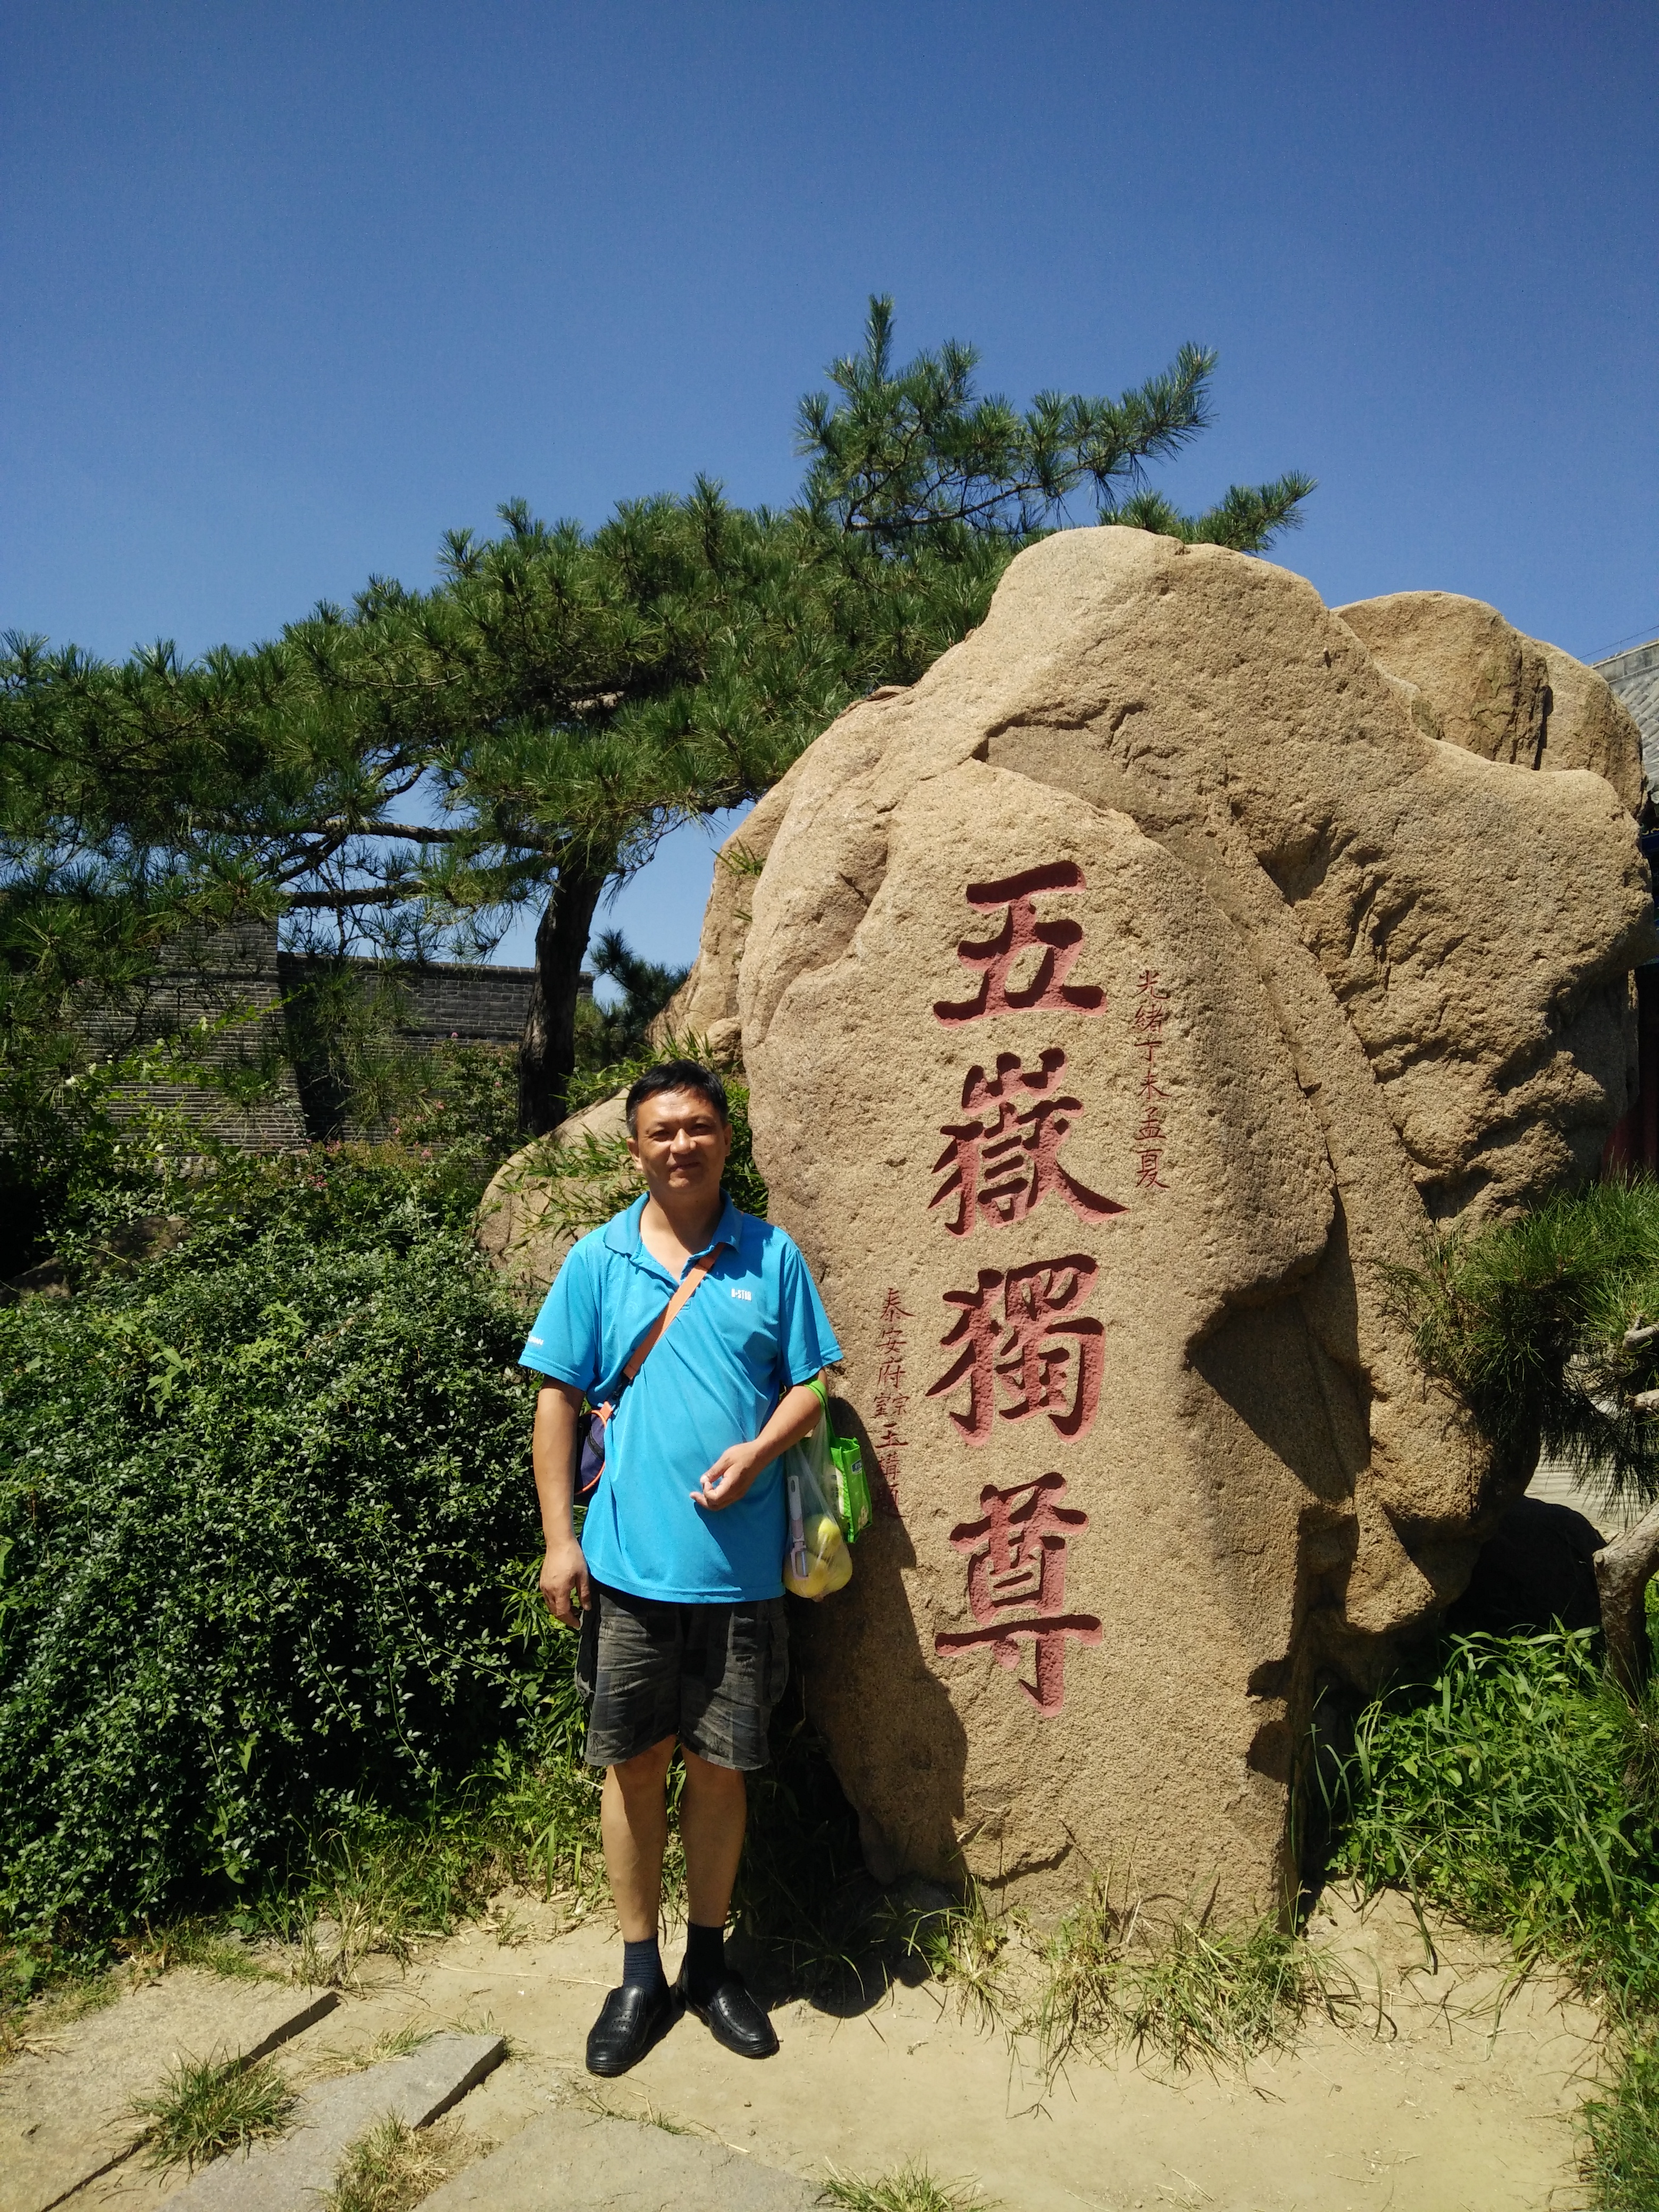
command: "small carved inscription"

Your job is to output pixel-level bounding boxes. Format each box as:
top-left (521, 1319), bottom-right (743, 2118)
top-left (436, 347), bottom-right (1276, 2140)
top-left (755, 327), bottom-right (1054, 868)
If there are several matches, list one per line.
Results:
top-left (1132, 968), bottom-right (1171, 1191)
top-left (870, 1287), bottom-right (912, 1514)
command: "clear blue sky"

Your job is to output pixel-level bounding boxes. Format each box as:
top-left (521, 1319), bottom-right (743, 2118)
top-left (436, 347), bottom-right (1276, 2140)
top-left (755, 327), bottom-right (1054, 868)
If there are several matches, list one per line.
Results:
top-left (4, 1), bottom-right (1655, 972)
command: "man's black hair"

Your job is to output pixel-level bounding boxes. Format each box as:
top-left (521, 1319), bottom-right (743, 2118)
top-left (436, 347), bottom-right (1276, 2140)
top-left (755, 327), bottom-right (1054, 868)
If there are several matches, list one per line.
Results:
top-left (625, 1059), bottom-right (730, 1134)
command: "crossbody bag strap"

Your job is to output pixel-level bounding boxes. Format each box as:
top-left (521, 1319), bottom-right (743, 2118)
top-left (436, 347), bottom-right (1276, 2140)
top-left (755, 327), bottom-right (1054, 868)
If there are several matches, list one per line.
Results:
top-left (576, 1244), bottom-right (720, 1498)
top-left (619, 1243), bottom-right (719, 1388)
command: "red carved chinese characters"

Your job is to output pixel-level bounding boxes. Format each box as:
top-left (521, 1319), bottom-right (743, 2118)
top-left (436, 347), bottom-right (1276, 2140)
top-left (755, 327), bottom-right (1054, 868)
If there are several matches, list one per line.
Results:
top-left (933, 862), bottom-right (1106, 1025)
top-left (926, 1254), bottom-right (1103, 1443)
top-left (904, 857), bottom-right (1130, 1718)
top-left (870, 1287), bottom-right (912, 1515)
top-left (1132, 968), bottom-right (1171, 1192)
top-left (930, 1049), bottom-right (1125, 1236)
top-left (933, 1473), bottom-right (1102, 1716)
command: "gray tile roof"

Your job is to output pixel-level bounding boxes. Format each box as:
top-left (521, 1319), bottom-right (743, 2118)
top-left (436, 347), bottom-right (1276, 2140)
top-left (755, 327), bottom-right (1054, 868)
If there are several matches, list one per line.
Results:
top-left (1598, 638), bottom-right (1659, 796)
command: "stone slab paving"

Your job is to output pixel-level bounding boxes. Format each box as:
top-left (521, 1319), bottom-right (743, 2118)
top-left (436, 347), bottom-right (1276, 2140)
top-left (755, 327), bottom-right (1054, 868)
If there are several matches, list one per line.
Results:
top-left (418, 2109), bottom-right (817, 2212)
top-left (0, 1975), bottom-right (338, 2212)
top-left (165, 2031), bottom-right (505, 2212)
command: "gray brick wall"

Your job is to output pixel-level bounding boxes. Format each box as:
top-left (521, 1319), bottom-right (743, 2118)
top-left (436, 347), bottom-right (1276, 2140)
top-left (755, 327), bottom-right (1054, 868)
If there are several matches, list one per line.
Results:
top-left (79, 920), bottom-right (541, 1152)
top-left (279, 953), bottom-right (536, 1046)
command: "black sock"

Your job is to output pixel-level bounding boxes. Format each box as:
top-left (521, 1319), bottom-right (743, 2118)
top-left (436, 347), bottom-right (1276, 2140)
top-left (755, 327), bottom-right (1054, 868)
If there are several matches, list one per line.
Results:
top-left (684, 1920), bottom-right (726, 1999)
top-left (622, 1934), bottom-right (665, 1995)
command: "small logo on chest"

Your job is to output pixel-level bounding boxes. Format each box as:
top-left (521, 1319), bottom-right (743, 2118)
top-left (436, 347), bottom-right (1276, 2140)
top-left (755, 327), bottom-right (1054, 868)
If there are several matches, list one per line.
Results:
top-left (730, 1288), bottom-right (753, 1301)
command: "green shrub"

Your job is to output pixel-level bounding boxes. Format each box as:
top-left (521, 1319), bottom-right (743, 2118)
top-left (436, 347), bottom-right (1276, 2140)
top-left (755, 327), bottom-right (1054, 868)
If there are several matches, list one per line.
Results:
top-left (0, 1167), bottom-right (551, 1968)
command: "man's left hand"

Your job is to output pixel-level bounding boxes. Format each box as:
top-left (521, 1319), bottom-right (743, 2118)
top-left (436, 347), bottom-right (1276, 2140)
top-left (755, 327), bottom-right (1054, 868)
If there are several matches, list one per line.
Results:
top-left (693, 1442), bottom-right (767, 1511)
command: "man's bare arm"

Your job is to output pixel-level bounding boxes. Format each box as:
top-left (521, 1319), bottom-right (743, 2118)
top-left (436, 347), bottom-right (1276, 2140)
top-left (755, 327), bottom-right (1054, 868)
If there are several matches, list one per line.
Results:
top-left (533, 1380), bottom-right (592, 1627)
top-left (693, 1372), bottom-right (828, 1512)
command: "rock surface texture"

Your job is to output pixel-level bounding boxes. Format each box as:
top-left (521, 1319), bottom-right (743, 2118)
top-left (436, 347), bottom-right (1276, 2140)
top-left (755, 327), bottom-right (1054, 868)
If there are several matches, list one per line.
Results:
top-left (475, 1090), bottom-right (633, 1293)
top-left (731, 530), bottom-right (1653, 1917)
top-left (1337, 589), bottom-right (1646, 812)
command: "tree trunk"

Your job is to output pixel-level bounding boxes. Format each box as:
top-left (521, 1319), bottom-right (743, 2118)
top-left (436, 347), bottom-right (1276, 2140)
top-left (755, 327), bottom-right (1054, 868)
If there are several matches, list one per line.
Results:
top-left (517, 859), bottom-right (610, 1136)
top-left (1594, 1498), bottom-right (1659, 1698)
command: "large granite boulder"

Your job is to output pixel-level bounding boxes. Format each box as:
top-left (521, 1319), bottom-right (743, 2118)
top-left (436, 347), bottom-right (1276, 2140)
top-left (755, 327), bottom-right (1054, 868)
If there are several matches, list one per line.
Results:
top-left (650, 689), bottom-right (911, 1052)
top-left (733, 529), bottom-right (1655, 1917)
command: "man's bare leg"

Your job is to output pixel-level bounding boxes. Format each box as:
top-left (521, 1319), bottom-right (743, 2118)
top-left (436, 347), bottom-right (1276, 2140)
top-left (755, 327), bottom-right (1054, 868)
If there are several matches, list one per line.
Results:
top-left (675, 1748), bottom-right (776, 2056)
top-left (601, 1737), bottom-right (675, 1940)
top-left (680, 1748), bottom-right (747, 1926)
top-left (586, 1735), bottom-right (681, 2077)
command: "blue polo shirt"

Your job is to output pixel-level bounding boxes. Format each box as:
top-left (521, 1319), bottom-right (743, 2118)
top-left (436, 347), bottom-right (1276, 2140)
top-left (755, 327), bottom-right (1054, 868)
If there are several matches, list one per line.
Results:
top-left (519, 1194), bottom-right (842, 1603)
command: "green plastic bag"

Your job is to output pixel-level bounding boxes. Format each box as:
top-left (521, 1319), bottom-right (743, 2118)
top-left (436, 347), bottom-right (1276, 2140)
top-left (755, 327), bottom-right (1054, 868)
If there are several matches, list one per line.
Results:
top-left (809, 1377), bottom-right (871, 1541)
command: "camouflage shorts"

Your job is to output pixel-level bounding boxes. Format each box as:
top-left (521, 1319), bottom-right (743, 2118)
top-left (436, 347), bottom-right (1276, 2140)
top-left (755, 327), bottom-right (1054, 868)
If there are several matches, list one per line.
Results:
top-left (577, 1582), bottom-right (789, 1772)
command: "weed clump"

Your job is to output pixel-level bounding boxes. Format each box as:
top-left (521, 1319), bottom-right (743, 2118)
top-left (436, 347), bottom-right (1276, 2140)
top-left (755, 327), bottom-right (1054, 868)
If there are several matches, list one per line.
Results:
top-left (1033, 1882), bottom-right (1359, 2077)
top-left (823, 2163), bottom-right (995, 2212)
top-left (323, 2113), bottom-right (462, 2212)
top-left (129, 2049), bottom-right (295, 2172)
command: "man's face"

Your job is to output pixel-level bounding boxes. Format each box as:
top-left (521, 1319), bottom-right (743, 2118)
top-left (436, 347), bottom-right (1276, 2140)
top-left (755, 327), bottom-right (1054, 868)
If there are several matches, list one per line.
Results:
top-left (627, 1087), bottom-right (732, 1206)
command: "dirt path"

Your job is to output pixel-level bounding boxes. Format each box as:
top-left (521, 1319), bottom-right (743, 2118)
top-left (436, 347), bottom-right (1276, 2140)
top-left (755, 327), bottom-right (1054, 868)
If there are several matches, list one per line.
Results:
top-left (60, 1885), bottom-right (1601, 2212)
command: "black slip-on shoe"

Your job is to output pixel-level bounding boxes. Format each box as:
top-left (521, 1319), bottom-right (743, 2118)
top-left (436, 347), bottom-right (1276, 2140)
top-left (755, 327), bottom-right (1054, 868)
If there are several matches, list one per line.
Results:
top-left (584, 1980), bottom-right (681, 2075)
top-left (675, 1964), bottom-right (780, 2058)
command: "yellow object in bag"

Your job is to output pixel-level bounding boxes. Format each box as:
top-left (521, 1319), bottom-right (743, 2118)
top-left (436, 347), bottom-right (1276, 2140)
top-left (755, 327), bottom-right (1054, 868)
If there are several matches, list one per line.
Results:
top-left (781, 1398), bottom-right (852, 1599)
top-left (784, 1473), bottom-right (852, 1597)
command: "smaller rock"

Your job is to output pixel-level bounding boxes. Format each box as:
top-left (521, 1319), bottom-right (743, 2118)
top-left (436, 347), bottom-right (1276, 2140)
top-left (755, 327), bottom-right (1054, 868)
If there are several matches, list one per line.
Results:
top-left (1, 1257), bottom-right (71, 1304)
top-left (1446, 1496), bottom-right (1607, 1636)
top-left (98, 1212), bottom-right (191, 1265)
top-left (475, 1090), bottom-right (636, 1292)
top-left (896, 1876), bottom-right (957, 1916)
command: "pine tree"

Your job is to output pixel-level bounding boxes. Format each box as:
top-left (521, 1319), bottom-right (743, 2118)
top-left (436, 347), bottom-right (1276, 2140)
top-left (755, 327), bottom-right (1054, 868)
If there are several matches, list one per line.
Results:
top-left (1, 301), bottom-right (1313, 1135)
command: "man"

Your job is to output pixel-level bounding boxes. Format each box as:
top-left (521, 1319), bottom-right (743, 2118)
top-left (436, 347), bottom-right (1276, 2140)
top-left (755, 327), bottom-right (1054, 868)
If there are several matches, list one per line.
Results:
top-left (523, 1058), bottom-right (841, 2076)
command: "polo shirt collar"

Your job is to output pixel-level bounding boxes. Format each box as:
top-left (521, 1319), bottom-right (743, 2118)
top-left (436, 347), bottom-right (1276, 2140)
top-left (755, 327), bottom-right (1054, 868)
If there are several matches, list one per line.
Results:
top-left (604, 1191), bottom-right (741, 1268)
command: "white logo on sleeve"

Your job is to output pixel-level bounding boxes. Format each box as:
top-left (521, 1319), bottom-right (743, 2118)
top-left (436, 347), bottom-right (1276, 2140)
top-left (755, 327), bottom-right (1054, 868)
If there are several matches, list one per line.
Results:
top-left (730, 1288), bottom-right (753, 1301)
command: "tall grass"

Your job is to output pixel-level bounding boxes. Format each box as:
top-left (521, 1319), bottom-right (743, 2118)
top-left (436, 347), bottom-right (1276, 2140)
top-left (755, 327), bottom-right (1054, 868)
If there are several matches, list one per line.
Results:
top-left (1328, 1628), bottom-right (1659, 2207)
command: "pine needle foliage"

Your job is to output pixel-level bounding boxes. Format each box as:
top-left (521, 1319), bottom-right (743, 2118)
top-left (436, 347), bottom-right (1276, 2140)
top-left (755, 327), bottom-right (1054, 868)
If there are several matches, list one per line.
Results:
top-left (577, 927), bottom-right (689, 1066)
top-left (798, 296), bottom-right (1313, 550)
top-left (1394, 1177), bottom-right (1659, 1506)
top-left (3, 298), bottom-right (1312, 1134)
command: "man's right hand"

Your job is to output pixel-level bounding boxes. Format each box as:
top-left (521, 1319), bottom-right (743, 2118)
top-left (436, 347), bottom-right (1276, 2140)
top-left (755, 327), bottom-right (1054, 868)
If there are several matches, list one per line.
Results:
top-left (540, 1536), bottom-right (591, 1629)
